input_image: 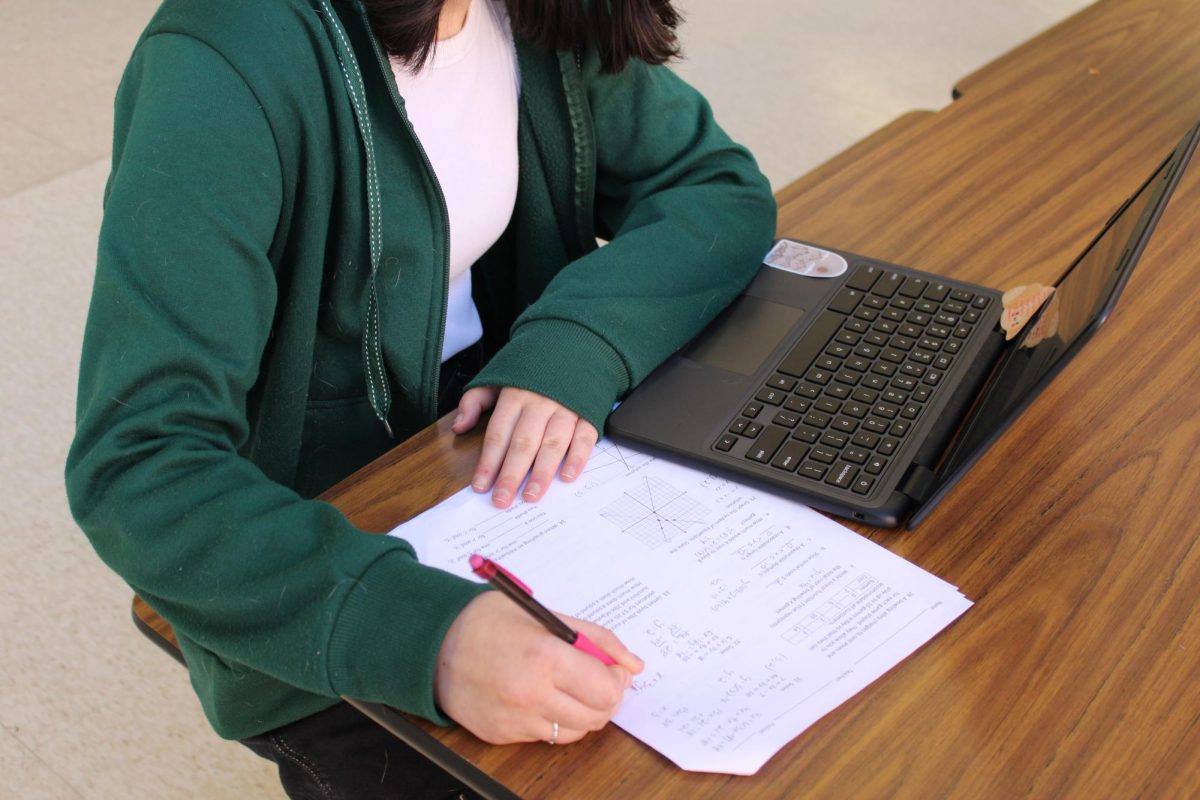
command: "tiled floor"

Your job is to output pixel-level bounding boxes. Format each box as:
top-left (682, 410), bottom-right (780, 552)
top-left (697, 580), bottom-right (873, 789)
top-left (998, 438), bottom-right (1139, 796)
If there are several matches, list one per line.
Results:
top-left (0, 1), bottom-right (1090, 797)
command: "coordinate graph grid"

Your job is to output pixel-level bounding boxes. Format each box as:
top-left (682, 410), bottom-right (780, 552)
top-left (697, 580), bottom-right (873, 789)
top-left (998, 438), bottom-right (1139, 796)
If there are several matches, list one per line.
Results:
top-left (600, 476), bottom-right (710, 549)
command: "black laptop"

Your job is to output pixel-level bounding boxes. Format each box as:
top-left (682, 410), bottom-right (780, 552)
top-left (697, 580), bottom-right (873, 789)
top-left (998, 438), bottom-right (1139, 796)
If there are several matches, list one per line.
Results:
top-left (608, 121), bottom-right (1200, 529)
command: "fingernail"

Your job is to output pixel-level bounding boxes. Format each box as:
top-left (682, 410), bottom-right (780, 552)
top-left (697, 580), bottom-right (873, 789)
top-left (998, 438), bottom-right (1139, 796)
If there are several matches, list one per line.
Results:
top-left (493, 489), bottom-right (510, 505)
top-left (453, 413), bottom-right (464, 427)
top-left (560, 466), bottom-right (576, 480)
top-left (523, 482), bottom-right (540, 499)
top-left (471, 478), bottom-right (487, 492)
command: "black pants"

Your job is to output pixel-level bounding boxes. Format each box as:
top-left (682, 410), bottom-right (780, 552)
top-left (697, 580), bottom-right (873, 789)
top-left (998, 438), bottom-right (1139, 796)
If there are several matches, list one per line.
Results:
top-left (241, 702), bottom-right (482, 800)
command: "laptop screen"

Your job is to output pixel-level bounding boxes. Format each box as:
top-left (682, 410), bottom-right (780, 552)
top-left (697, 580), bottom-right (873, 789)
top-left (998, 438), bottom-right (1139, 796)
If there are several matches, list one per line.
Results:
top-left (911, 122), bottom-right (1200, 527)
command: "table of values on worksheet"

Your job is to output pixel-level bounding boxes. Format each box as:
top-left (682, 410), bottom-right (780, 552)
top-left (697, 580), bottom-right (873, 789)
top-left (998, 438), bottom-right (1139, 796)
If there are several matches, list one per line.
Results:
top-left (390, 439), bottom-right (971, 775)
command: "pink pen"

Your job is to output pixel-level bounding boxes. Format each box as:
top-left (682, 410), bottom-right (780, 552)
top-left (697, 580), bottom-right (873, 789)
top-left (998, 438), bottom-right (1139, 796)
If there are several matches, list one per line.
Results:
top-left (469, 554), bottom-right (616, 665)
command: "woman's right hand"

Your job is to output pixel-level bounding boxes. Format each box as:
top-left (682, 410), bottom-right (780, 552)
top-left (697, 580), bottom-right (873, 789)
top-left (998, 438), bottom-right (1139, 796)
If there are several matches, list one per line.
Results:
top-left (433, 591), bottom-right (644, 745)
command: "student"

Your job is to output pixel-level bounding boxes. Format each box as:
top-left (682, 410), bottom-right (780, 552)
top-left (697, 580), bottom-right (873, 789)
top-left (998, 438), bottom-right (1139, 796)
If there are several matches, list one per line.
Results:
top-left (65, 0), bottom-right (774, 795)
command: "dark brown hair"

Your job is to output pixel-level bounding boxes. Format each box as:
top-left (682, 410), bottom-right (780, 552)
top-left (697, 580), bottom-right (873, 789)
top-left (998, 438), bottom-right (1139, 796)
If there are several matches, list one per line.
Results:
top-left (361, 0), bottom-right (682, 73)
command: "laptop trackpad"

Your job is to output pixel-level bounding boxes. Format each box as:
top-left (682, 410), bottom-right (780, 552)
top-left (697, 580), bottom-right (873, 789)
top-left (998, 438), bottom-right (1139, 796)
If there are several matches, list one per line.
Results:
top-left (683, 294), bottom-right (806, 376)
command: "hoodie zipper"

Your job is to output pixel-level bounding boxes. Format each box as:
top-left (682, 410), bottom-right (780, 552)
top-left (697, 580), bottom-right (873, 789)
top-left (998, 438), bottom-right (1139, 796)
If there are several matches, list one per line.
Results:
top-left (355, 4), bottom-right (453, 422)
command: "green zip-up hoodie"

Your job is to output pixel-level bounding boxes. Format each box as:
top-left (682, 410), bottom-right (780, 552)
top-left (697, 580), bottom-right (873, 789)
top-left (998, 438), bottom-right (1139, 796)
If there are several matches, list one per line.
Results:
top-left (66, 0), bottom-right (774, 740)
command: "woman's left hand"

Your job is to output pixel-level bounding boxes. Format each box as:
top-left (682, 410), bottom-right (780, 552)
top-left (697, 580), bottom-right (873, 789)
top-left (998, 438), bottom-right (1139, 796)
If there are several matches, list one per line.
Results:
top-left (453, 386), bottom-right (598, 508)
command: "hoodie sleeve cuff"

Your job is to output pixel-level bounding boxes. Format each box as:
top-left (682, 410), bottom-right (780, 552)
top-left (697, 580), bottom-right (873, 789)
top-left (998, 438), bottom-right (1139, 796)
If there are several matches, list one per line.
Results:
top-left (325, 548), bottom-right (488, 725)
top-left (466, 319), bottom-right (630, 432)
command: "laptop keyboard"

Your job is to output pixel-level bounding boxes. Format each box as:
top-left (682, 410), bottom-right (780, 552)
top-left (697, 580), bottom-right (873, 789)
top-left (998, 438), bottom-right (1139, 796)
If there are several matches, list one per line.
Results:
top-left (712, 263), bottom-right (992, 497)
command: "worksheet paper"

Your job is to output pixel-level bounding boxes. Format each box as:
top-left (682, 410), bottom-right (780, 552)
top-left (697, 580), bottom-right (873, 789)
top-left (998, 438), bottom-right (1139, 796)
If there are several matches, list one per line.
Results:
top-left (389, 440), bottom-right (971, 775)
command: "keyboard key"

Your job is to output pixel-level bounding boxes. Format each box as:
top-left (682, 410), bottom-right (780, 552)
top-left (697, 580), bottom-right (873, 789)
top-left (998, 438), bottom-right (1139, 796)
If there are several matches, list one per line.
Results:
top-left (863, 375), bottom-right (888, 390)
top-left (954, 324), bottom-right (972, 338)
top-left (890, 335), bottom-right (915, 351)
top-left (846, 356), bottom-right (870, 372)
top-left (854, 307), bottom-right (879, 322)
top-left (950, 288), bottom-right (974, 302)
top-left (890, 419), bottom-right (911, 436)
top-left (944, 339), bottom-right (963, 354)
top-left (810, 445), bottom-right (838, 464)
top-left (814, 397), bottom-right (840, 414)
top-left (783, 395), bottom-right (811, 413)
top-left (831, 416), bottom-right (859, 433)
top-left (756, 387), bottom-right (786, 405)
top-left (805, 368), bottom-right (833, 385)
top-left (791, 426), bottom-right (821, 444)
top-left (863, 418), bottom-right (890, 434)
top-left (829, 287), bottom-right (865, 314)
top-left (891, 375), bottom-right (918, 391)
top-left (927, 324), bottom-right (951, 339)
top-left (835, 331), bottom-right (860, 346)
top-left (820, 431), bottom-right (849, 448)
top-left (826, 461), bottom-right (860, 489)
top-left (915, 299), bottom-right (939, 314)
top-left (827, 383), bottom-right (851, 400)
top-left (804, 411), bottom-right (832, 428)
top-left (773, 410), bottom-right (801, 428)
top-left (912, 387), bottom-right (932, 403)
top-left (943, 300), bottom-right (967, 314)
top-left (766, 374), bottom-right (798, 391)
top-left (744, 422), bottom-right (763, 438)
top-left (862, 295), bottom-right (887, 310)
top-left (901, 363), bottom-right (926, 378)
top-left (890, 296), bottom-right (915, 310)
top-left (871, 362), bottom-right (897, 377)
top-left (872, 272), bottom-right (903, 298)
top-left (933, 354), bottom-right (953, 370)
top-left (882, 308), bottom-right (907, 322)
top-left (844, 447), bottom-right (870, 464)
top-left (852, 475), bottom-right (876, 495)
top-left (881, 348), bottom-right (906, 364)
top-left (852, 431), bottom-right (880, 448)
top-left (845, 264), bottom-right (883, 292)
top-left (923, 283), bottom-right (949, 302)
top-left (777, 312), bottom-right (843, 377)
top-left (851, 388), bottom-right (879, 404)
top-left (843, 401), bottom-right (869, 418)
top-left (746, 426), bottom-right (788, 463)
top-left (865, 456), bottom-right (888, 475)
top-left (771, 442), bottom-right (808, 472)
top-left (873, 403), bottom-right (899, 419)
top-left (878, 437), bottom-right (900, 455)
top-left (882, 388), bottom-right (907, 405)
top-left (898, 276), bottom-right (927, 298)
top-left (798, 462), bottom-right (828, 481)
top-left (742, 402), bottom-right (763, 418)
top-left (901, 403), bottom-right (921, 419)
top-left (972, 295), bottom-right (991, 309)
top-left (834, 370), bottom-right (861, 386)
top-left (795, 383), bottom-right (822, 398)
top-left (855, 343), bottom-right (881, 358)
top-left (715, 434), bottom-right (737, 452)
top-left (923, 370), bottom-right (944, 386)
top-left (917, 337), bottom-right (942, 351)
top-left (729, 418), bottom-right (749, 435)
top-left (910, 349), bottom-right (933, 364)
top-left (934, 312), bottom-right (958, 326)
top-left (865, 332), bottom-right (889, 347)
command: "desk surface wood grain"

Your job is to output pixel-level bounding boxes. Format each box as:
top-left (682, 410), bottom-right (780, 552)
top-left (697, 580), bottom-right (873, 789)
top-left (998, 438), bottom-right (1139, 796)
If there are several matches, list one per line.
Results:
top-left (139, 1), bottom-right (1200, 797)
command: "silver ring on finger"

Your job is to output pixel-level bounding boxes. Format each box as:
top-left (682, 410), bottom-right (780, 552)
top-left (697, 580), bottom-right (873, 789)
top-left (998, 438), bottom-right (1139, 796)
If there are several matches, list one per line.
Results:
top-left (547, 720), bottom-right (559, 745)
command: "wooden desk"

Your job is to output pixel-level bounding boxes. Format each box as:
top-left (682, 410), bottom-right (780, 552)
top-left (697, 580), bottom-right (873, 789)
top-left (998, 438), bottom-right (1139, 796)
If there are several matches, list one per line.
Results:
top-left (137, 0), bottom-right (1200, 796)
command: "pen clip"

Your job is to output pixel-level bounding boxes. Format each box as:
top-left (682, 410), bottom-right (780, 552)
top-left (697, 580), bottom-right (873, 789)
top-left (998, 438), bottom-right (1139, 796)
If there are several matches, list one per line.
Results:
top-left (468, 553), bottom-right (533, 595)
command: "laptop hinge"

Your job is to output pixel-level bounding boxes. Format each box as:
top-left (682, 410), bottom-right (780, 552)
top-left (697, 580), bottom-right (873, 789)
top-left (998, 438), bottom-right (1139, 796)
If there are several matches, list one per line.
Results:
top-left (898, 463), bottom-right (939, 503)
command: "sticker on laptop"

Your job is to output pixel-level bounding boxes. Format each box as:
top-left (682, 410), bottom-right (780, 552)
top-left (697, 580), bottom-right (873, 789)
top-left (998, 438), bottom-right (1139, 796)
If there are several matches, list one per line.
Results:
top-left (1000, 283), bottom-right (1056, 341)
top-left (763, 240), bottom-right (848, 278)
